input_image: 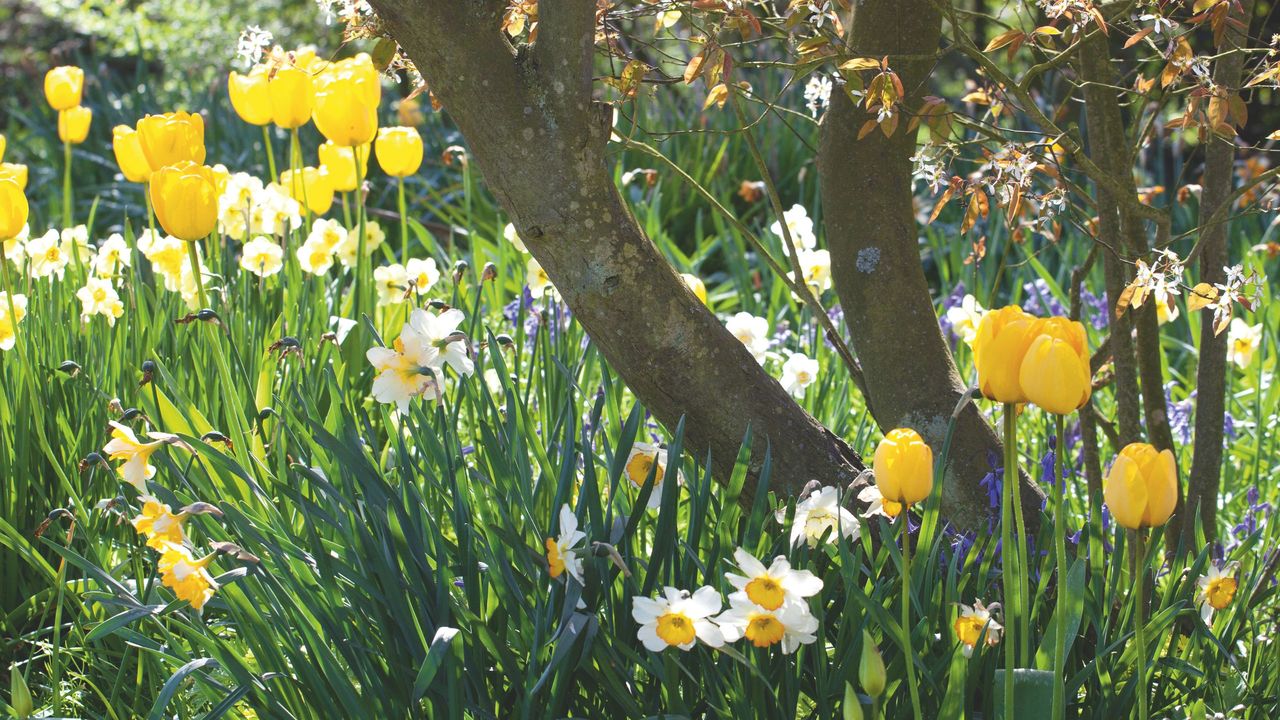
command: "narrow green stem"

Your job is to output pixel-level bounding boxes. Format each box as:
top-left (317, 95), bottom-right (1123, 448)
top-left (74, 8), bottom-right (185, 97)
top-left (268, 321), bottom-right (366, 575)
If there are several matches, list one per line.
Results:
top-left (353, 145), bottom-right (368, 318)
top-left (1134, 530), bottom-right (1149, 720)
top-left (398, 174), bottom-right (409, 261)
top-left (262, 125), bottom-right (278, 181)
top-left (62, 140), bottom-right (72, 228)
top-left (901, 511), bottom-right (923, 720)
top-left (1052, 414), bottom-right (1068, 720)
top-left (1009, 423), bottom-right (1031, 664)
top-left (187, 239), bottom-right (207, 309)
top-left (1002, 404), bottom-right (1018, 718)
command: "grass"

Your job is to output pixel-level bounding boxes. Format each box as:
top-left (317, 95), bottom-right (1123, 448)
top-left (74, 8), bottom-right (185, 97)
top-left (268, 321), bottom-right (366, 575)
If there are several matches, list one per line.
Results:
top-left (1, 35), bottom-right (1279, 720)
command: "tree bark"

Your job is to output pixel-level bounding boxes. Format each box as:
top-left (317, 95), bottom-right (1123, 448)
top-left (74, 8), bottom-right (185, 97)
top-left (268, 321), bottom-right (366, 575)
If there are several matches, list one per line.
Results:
top-left (1182, 0), bottom-right (1257, 547)
top-left (368, 0), bottom-right (864, 492)
top-left (819, 0), bottom-right (1042, 525)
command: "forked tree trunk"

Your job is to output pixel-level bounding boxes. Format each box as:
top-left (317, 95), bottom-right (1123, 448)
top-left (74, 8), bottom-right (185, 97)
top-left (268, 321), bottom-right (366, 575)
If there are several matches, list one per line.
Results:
top-left (368, 0), bottom-right (864, 492)
top-left (819, 0), bottom-right (1043, 523)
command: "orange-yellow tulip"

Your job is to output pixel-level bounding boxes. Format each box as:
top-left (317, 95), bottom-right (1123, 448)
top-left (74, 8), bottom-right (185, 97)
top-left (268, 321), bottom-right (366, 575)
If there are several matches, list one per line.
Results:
top-left (228, 66), bottom-right (273, 126)
top-left (318, 140), bottom-right (369, 193)
top-left (973, 305), bottom-right (1042, 404)
top-left (375, 126), bottom-right (423, 177)
top-left (268, 66), bottom-right (314, 129)
top-left (58, 106), bottom-right (92, 145)
top-left (136, 112), bottom-right (206, 172)
top-left (150, 162), bottom-right (220, 240)
top-left (1019, 317), bottom-right (1091, 415)
top-left (313, 54), bottom-right (380, 147)
top-left (1103, 442), bottom-right (1177, 530)
top-left (873, 427), bottom-right (934, 505)
top-left (112, 125), bottom-right (151, 183)
top-left (0, 178), bottom-right (28, 239)
top-left (280, 166), bottom-right (335, 216)
top-left (44, 66), bottom-right (84, 110)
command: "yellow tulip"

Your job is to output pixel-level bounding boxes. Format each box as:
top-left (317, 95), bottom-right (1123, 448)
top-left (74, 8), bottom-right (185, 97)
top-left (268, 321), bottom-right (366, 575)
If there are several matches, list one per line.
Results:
top-left (0, 133), bottom-right (6, 162)
top-left (318, 140), bottom-right (370, 192)
top-left (1103, 442), bottom-right (1178, 530)
top-left (58, 106), bottom-right (92, 145)
top-left (0, 164), bottom-right (27, 192)
top-left (375, 126), bottom-right (423, 177)
top-left (112, 125), bottom-right (151, 183)
top-left (973, 305), bottom-right (1042, 404)
top-left (44, 66), bottom-right (84, 111)
top-left (268, 66), bottom-right (314, 129)
top-left (313, 54), bottom-right (381, 147)
top-left (873, 427), bottom-right (934, 505)
top-left (228, 66), bottom-right (273, 126)
top-left (1018, 317), bottom-right (1091, 415)
top-left (0, 178), bottom-right (28, 240)
top-left (136, 112), bottom-right (206, 172)
top-left (280, 166), bottom-right (335, 216)
top-left (149, 162), bottom-right (220, 241)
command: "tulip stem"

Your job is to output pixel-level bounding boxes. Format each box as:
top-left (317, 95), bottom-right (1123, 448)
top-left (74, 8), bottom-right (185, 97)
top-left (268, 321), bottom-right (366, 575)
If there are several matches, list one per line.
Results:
top-left (900, 509), bottom-right (923, 720)
top-left (187, 238), bottom-right (207, 309)
top-left (1001, 403), bottom-right (1018, 718)
top-left (262, 126), bottom-right (278, 182)
top-left (62, 140), bottom-right (72, 229)
top-left (1051, 414), bottom-right (1067, 720)
top-left (398, 175), bottom-right (409, 262)
top-left (353, 144), bottom-right (368, 321)
top-left (1133, 529), bottom-right (1149, 720)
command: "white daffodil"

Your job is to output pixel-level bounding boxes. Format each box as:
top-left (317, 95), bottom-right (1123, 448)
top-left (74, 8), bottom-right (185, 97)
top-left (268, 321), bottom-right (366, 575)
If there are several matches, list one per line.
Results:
top-left (780, 353), bottom-right (819, 397)
top-left (401, 307), bottom-right (474, 377)
top-left (769, 204), bottom-right (816, 255)
top-left (308, 218), bottom-right (348, 254)
top-left (724, 547), bottom-right (823, 611)
top-left (0, 292), bottom-right (29, 351)
top-left (76, 277), bottom-right (124, 326)
top-left (26, 229), bottom-right (72, 279)
top-left (726, 312), bottom-right (770, 363)
top-left (527, 256), bottom-right (559, 300)
top-left (366, 337), bottom-right (441, 412)
top-left (240, 236), bottom-right (284, 278)
top-left (102, 422), bottom-right (180, 493)
top-left (1227, 318), bottom-right (1262, 369)
top-left (632, 586), bottom-right (725, 652)
top-left (945, 294), bottom-right (986, 346)
top-left (296, 238), bottom-right (335, 275)
top-left (546, 503), bottom-right (587, 585)
top-left (857, 484), bottom-right (903, 520)
top-left (374, 263), bottom-right (409, 306)
top-left (782, 485), bottom-right (859, 548)
top-left (404, 257), bottom-right (440, 296)
top-left (503, 222), bottom-right (527, 253)
top-left (715, 591), bottom-right (819, 653)
top-left (623, 442), bottom-right (676, 509)
top-left (1197, 561), bottom-right (1240, 623)
top-left (796, 248), bottom-right (831, 292)
top-left (954, 599), bottom-right (1003, 657)
top-left (92, 233), bottom-right (132, 278)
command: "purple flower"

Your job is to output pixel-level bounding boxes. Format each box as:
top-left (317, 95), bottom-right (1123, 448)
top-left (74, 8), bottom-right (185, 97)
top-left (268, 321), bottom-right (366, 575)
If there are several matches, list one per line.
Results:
top-left (1021, 279), bottom-right (1066, 317)
top-left (1081, 286), bottom-right (1109, 329)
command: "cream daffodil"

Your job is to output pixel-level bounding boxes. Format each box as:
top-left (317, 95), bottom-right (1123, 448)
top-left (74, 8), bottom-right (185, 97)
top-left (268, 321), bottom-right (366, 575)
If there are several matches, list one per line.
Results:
top-left (527, 256), bottom-right (559, 300)
top-left (404, 257), bottom-right (440, 295)
top-left (1227, 318), bottom-right (1262, 369)
top-left (545, 503), bottom-right (586, 585)
top-left (782, 485), bottom-right (859, 548)
top-left (400, 307), bottom-right (474, 377)
top-left (780, 353), bottom-right (819, 397)
top-left (366, 337), bottom-right (442, 412)
top-left (240, 236), bottom-right (284, 278)
top-left (632, 586), bottom-right (724, 652)
top-left (726, 312), bottom-right (770, 364)
top-left (0, 292), bottom-right (28, 351)
top-left (945, 294), bottom-right (986, 346)
top-left (76, 277), bottom-right (125, 326)
top-left (856, 484), bottom-right (903, 520)
top-left (714, 592), bottom-right (819, 653)
top-left (374, 263), bottom-right (409, 305)
top-left (724, 547), bottom-right (823, 612)
top-left (103, 422), bottom-right (180, 492)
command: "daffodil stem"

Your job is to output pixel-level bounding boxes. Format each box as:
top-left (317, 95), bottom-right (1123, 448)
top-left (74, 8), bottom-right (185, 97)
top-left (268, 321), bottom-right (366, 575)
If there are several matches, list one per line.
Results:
top-left (1001, 404), bottom-right (1018, 718)
top-left (1052, 413), bottom-right (1067, 720)
top-left (900, 511), bottom-right (923, 720)
top-left (62, 140), bottom-right (72, 229)
top-left (262, 125), bottom-right (277, 182)
top-left (1134, 529), bottom-right (1150, 720)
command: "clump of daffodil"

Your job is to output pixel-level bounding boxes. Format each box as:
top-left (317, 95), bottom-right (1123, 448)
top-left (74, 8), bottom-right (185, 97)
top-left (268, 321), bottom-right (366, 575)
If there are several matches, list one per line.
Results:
top-left (632, 586), bottom-right (724, 652)
top-left (240, 236), bottom-right (285, 278)
top-left (724, 547), bottom-right (822, 611)
top-left (75, 276), bottom-right (124, 326)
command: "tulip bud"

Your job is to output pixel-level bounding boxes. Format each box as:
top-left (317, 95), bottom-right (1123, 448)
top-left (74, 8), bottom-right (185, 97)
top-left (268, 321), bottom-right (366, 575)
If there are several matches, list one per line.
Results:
top-left (44, 65), bottom-right (84, 111)
top-left (149, 161), bottom-right (220, 241)
top-left (375, 126), bottom-right (424, 177)
top-left (279, 167), bottom-right (335, 216)
top-left (1103, 442), bottom-right (1178, 530)
top-left (859, 631), bottom-right (886, 698)
top-left (0, 178), bottom-right (28, 240)
top-left (58, 106), bottom-right (92, 145)
top-left (873, 427), bottom-right (934, 506)
top-left (1018, 317), bottom-right (1091, 415)
top-left (0, 164), bottom-right (28, 192)
top-left (842, 682), bottom-right (864, 720)
top-left (10, 663), bottom-right (32, 719)
top-left (136, 111), bottom-right (206, 172)
top-left (111, 125), bottom-right (151, 183)
top-left (973, 305), bottom-right (1042, 404)
top-left (268, 65), bottom-right (315, 129)
top-left (228, 66), bottom-right (273, 126)
top-left (318, 141), bottom-right (369, 193)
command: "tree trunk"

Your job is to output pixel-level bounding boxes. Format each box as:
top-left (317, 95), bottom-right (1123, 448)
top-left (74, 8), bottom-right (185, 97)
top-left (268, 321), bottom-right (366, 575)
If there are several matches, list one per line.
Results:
top-left (819, 0), bottom-right (1042, 525)
top-left (1182, 0), bottom-right (1257, 547)
top-left (368, 0), bottom-right (863, 492)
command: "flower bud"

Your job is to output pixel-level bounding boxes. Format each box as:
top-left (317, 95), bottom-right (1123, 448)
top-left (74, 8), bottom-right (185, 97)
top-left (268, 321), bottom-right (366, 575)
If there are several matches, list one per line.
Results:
top-left (973, 305), bottom-right (1042, 404)
top-left (859, 631), bottom-right (886, 698)
top-left (1019, 317), bottom-right (1091, 415)
top-left (228, 66), bottom-right (272, 126)
top-left (58, 106), bottom-right (92, 145)
top-left (0, 178), bottom-right (28, 240)
top-left (375, 126), bottom-right (424, 177)
top-left (149, 161), bottom-right (220, 240)
top-left (111, 125), bottom-right (151, 183)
